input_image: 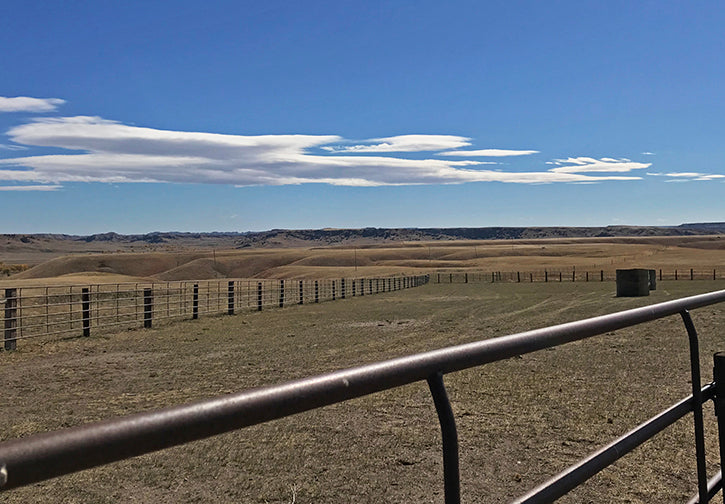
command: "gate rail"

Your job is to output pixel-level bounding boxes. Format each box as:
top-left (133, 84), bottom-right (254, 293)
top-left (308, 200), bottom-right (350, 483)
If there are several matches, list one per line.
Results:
top-left (1, 289), bottom-right (725, 502)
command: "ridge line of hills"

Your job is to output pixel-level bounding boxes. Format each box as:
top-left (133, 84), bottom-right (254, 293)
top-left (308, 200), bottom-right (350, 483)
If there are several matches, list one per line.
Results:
top-left (4, 222), bottom-right (725, 249)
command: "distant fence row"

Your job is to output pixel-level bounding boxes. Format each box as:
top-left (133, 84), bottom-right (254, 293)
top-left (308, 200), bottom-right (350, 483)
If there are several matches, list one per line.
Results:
top-left (434, 268), bottom-right (725, 284)
top-left (1, 274), bottom-right (430, 350)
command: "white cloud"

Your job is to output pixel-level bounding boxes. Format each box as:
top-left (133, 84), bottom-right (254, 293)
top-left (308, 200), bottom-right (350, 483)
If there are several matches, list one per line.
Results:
top-left (548, 157), bottom-right (651, 173)
top-left (0, 116), bottom-right (648, 187)
top-left (320, 135), bottom-right (470, 153)
top-left (439, 149), bottom-right (539, 157)
top-left (0, 96), bottom-right (66, 113)
top-left (648, 171), bottom-right (725, 181)
top-left (641, 152), bottom-right (655, 155)
top-left (0, 185), bottom-right (61, 191)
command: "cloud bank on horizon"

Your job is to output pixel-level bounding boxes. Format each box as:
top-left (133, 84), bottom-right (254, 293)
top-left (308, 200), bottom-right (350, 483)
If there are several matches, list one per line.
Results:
top-left (0, 96), bottom-right (663, 190)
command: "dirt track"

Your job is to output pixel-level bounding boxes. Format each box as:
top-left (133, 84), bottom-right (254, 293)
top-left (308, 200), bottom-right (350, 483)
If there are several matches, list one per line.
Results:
top-left (1, 280), bottom-right (725, 502)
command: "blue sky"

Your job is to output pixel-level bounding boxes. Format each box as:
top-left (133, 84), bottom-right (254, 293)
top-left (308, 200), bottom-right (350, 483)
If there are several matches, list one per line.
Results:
top-left (1, 1), bottom-right (723, 234)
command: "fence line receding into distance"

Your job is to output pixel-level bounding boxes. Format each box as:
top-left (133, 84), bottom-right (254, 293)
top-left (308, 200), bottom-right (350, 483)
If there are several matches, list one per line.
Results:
top-left (2, 274), bottom-right (429, 349)
top-left (435, 268), bottom-right (725, 284)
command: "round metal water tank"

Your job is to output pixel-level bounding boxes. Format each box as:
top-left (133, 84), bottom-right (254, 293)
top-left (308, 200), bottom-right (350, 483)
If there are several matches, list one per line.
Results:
top-left (616, 269), bottom-right (650, 297)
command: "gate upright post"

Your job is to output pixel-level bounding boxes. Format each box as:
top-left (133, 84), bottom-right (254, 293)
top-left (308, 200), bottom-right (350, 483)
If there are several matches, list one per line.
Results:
top-left (427, 372), bottom-right (460, 504)
top-left (713, 353), bottom-right (725, 500)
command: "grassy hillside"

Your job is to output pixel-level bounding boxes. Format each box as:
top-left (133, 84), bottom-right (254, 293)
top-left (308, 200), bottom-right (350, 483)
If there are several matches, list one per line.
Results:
top-left (4, 235), bottom-right (724, 286)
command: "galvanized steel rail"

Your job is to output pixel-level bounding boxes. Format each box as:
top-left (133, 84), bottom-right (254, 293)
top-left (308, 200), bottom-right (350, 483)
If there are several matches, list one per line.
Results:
top-left (1, 289), bottom-right (725, 502)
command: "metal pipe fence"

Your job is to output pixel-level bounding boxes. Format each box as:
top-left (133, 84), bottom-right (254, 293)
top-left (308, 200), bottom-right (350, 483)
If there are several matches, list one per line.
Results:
top-left (2, 274), bottom-right (429, 349)
top-left (434, 268), bottom-right (725, 284)
top-left (0, 288), bottom-right (724, 502)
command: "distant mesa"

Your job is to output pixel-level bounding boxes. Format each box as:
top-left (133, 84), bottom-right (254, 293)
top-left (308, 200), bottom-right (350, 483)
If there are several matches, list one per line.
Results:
top-left (6, 223), bottom-right (725, 250)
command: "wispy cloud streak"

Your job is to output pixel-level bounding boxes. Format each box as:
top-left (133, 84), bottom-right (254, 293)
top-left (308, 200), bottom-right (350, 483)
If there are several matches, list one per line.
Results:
top-left (440, 149), bottom-right (539, 157)
top-left (0, 185), bottom-right (62, 191)
top-left (0, 96), bottom-right (66, 113)
top-left (648, 172), bottom-right (725, 181)
top-left (320, 135), bottom-right (471, 153)
top-left (547, 157), bottom-right (651, 173)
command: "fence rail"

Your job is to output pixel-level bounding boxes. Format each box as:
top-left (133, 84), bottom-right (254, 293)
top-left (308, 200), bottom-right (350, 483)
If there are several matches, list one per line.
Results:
top-left (1, 288), bottom-right (724, 502)
top-left (434, 268), bottom-right (725, 283)
top-left (2, 274), bottom-right (429, 349)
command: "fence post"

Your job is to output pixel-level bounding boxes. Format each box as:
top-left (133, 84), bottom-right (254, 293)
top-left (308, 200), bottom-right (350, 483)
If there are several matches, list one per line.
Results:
top-left (314, 281), bottom-right (319, 303)
top-left (341, 278), bottom-right (346, 299)
top-left (586, 272), bottom-right (589, 282)
top-left (192, 284), bottom-right (199, 319)
top-left (332, 281), bottom-right (336, 300)
top-left (279, 280), bottom-right (285, 308)
top-left (257, 282), bottom-right (263, 311)
top-left (517, 272), bottom-right (520, 283)
top-left (559, 272), bottom-right (562, 282)
top-left (545, 270), bottom-right (548, 283)
top-left (659, 269), bottom-right (662, 281)
top-left (228, 281), bottom-right (235, 315)
top-left (143, 288), bottom-right (153, 329)
top-left (675, 269), bottom-right (678, 280)
top-left (465, 273), bottom-right (468, 284)
top-left (4, 288), bottom-right (17, 351)
top-left (713, 352), bottom-right (725, 497)
top-left (82, 288), bottom-right (91, 337)
top-left (601, 270), bottom-right (604, 282)
top-left (299, 281), bottom-right (304, 305)
top-left (360, 278), bottom-right (364, 296)
top-left (691, 268), bottom-right (694, 280)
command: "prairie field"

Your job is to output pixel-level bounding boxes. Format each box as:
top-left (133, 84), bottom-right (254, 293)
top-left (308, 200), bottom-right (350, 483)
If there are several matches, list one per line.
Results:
top-left (2, 235), bottom-right (725, 287)
top-left (2, 278), bottom-right (725, 503)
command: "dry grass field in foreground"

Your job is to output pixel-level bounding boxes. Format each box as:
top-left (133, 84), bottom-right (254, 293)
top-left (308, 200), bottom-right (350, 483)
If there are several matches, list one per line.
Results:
top-left (2, 280), bottom-right (725, 503)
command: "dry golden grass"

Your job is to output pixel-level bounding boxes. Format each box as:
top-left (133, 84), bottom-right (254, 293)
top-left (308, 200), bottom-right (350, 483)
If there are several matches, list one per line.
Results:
top-left (2, 280), bottom-right (725, 502)
top-left (4, 235), bottom-right (723, 288)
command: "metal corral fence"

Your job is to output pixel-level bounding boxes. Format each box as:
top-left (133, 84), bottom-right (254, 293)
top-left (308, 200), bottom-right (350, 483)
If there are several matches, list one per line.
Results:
top-left (1, 274), bottom-right (429, 350)
top-left (1, 289), bottom-right (725, 503)
top-left (435, 268), bottom-right (725, 284)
